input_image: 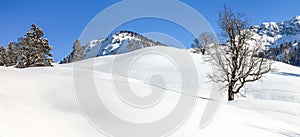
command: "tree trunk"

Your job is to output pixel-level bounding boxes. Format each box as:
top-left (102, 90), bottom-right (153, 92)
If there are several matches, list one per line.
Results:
top-left (228, 85), bottom-right (234, 101)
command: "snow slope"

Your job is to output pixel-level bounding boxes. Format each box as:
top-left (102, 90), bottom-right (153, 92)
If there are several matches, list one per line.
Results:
top-left (0, 46), bottom-right (300, 137)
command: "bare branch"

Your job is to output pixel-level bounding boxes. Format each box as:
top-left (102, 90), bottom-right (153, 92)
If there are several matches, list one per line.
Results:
top-left (208, 5), bottom-right (273, 101)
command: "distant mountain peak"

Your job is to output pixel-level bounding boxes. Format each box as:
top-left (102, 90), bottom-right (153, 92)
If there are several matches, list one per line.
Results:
top-left (249, 16), bottom-right (300, 66)
top-left (82, 30), bottom-right (168, 59)
top-left (291, 15), bottom-right (300, 21)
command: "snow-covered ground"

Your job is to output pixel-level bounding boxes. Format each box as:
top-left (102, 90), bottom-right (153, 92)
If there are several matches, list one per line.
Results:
top-left (0, 46), bottom-right (299, 137)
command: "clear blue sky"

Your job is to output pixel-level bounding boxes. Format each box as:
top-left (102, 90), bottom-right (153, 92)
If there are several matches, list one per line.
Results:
top-left (1, 0), bottom-right (300, 61)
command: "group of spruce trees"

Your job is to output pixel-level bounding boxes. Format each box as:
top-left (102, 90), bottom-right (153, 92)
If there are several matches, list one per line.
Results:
top-left (0, 24), bottom-right (53, 68)
top-left (0, 42), bottom-right (18, 67)
top-left (0, 24), bottom-right (85, 68)
top-left (267, 42), bottom-right (300, 66)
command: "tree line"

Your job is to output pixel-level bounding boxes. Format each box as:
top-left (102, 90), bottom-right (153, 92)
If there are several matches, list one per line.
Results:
top-left (267, 42), bottom-right (300, 66)
top-left (0, 24), bottom-right (53, 68)
top-left (0, 24), bottom-right (84, 68)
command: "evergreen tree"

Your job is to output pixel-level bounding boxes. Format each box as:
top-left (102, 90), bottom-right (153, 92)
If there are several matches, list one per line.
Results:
top-left (17, 24), bottom-right (53, 68)
top-left (59, 40), bottom-right (83, 64)
top-left (0, 46), bottom-right (7, 66)
top-left (67, 54), bottom-right (72, 63)
top-left (59, 58), bottom-right (67, 64)
top-left (6, 42), bottom-right (18, 66)
top-left (70, 39), bottom-right (83, 62)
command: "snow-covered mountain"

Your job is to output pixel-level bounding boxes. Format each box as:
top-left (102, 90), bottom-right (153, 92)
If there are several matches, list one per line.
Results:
top-left (250, 16), bottom-right (300, 46)
top-left (249, 16), bottom-right (300, 66)
top-left (82, 17), bottom-right (300, 66)
top-left (82, 30), bottom-right (167, 59)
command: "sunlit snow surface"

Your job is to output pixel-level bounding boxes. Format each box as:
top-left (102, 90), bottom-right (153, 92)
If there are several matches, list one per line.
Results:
top-left (0, 46), bottom-right (299, 137)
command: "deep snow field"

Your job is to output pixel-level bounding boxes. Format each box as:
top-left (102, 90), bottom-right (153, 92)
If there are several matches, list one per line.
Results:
top-left (0, 46), bottom-right (299, 137)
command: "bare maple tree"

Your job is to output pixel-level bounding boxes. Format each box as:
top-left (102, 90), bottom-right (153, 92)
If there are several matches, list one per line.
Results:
top-left (192, 32), bottom-right (217, 55)
top-left (208, 5), bottom-right (273, 101)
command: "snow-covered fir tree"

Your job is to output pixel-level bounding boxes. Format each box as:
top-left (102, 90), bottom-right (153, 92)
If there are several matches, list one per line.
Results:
top-left (6, 42), bottom-right (17, 66)
top-left (70, 39), bottom-right (84, 63)
top-left (59, 40), bottom-right (83, 64)
top-left (0, 46), bottom-right (7, 66)
top-left (17, 24), bottom-right (53, 68)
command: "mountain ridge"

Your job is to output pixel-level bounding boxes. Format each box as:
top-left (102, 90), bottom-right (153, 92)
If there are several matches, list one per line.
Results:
top-left (82, 16), bottom-right (300, 66)
top-left (82, 30), bottom-right (168, 59)
top-left (248, 16), bottom-right (300, 66)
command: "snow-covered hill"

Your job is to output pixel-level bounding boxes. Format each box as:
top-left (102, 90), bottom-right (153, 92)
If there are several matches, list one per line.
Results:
top-left (0, 46), bottom-right (300, 137)
top-left (82, 30), bottom-right (167, 59)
